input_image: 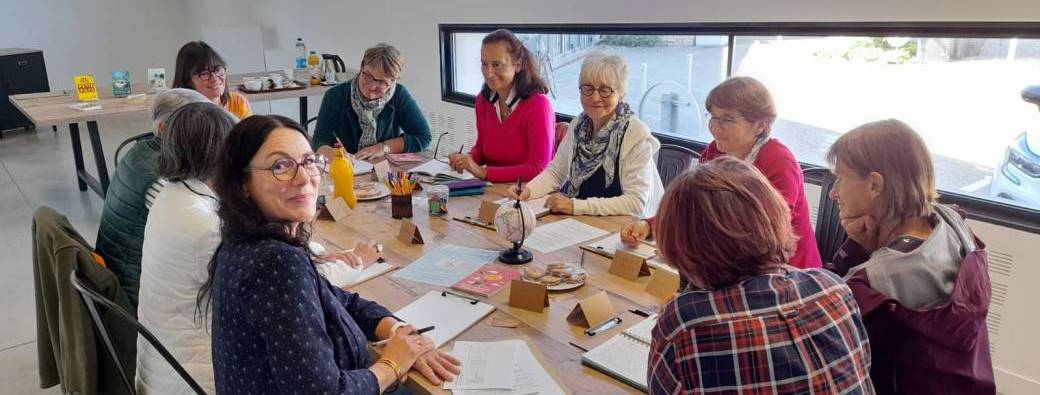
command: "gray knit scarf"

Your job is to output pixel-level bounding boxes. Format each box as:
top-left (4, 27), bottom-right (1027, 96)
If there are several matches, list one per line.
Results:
top-left (350, 75), bottom-right (395, 149)
top-left (562, 102), bottom-right (633, 197)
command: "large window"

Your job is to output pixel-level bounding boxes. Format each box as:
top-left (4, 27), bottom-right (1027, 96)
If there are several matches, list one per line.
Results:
top-left (441, 24), bottom-right (1040, 218)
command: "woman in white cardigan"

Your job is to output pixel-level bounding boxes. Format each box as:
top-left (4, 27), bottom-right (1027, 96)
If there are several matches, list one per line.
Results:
top-left (508, 52), bottom-right (663, 217)
top-left (136, 102), bottom-right (235, 394)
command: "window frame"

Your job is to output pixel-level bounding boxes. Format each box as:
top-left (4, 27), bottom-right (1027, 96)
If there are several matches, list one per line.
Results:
top-left (440, 22), bottom-right (1040, 233)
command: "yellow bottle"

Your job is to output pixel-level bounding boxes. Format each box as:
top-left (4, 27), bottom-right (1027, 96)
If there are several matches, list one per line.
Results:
top-left (329, 143), bottom-right (357, 208)
top-left (307, 51), bottom-right (321, 86)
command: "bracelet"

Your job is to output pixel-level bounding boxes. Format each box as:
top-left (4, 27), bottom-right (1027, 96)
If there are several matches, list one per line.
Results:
top-left (376, 358), bottom-right (405, 382)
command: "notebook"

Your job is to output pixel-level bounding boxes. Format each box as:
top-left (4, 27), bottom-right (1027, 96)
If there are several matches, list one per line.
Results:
top-left (353, 159), bottom-right (374, 175)
top-left (409, 159), bottom-right (475, 181)
top-left (581, 314), bottom-right (659, 392)
top-left (394, 290), bottom-right (496, 348)
top-left (315, 260), bottom-right (395, 288)
top-left (451, 264), bottom-right (521, 298)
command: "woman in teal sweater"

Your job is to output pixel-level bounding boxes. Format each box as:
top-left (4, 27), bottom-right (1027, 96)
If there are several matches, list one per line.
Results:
top-left (313, 43), bottom-right (431, 160)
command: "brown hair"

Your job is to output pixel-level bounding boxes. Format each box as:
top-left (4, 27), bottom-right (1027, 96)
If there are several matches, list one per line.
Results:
top-left (655, 156), bottom-right (796, 289)
top-left (705, 76), bottom-right (777, 137)
top-left (361, 43), bottom-right (404, 80)
top-left (479, 29), bottom-right (549, 100)
top-left (827, 119), bottom-right (937, 227)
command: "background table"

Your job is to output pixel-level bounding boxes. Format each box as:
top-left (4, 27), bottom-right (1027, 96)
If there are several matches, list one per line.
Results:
top-left (7, 73), bottom-right (332, 197)
top-left (315, 170), bottom-right (672, 394)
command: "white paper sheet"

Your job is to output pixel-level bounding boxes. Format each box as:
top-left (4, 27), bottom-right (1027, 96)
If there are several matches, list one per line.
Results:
top-left (447, 341), bottom-right (516, 390)
top-left (523, 219), bottom-right (609, 253)
top-left (393, 291), bottom-right (496, 348)
top-left (494, 196), bottom-right (550, 218)
top-left (583, 233), bottom-right (657, 259)
top-left (353, 158), bottom-right (374, 175)
top-left (446, 340), bottom-right (567, 395)
top-left (408, 159), bottom-right (475, 180)
top-left (314, 260), bottom-right (394, 288)
top-left (392, 244), bottom-right (499, 287)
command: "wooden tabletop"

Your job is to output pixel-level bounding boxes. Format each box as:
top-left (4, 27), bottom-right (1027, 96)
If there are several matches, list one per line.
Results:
top-left (7, 72), bottom-right (334, 128)
top-left (316, 170), bottom-right (670, 394)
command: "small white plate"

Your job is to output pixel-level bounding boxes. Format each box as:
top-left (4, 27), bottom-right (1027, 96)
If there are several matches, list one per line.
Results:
top-left (523, 262), bottom-right (587, 291)
top-left (356, 182), bottom-right (390, 201)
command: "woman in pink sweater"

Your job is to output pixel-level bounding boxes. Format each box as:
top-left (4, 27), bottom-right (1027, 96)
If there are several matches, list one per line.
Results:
top-left (449, 29), bottom-right (555, 182)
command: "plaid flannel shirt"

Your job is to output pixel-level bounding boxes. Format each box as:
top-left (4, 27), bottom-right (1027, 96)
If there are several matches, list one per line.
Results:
top-left (648, 268), bottom-right (874, 394)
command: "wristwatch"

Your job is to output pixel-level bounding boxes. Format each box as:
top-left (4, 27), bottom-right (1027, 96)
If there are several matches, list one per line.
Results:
top-left (381, 143), bottom-right (390, 155)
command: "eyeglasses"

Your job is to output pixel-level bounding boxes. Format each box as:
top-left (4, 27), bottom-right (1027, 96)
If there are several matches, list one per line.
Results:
top-left (361, 70), bottom-right (395, 90)
top-left (579, 85), bottom-right (615, 98)
top-left (247, 155), bottom-right (328, 181)
top-left (193, 66), bottom-right (226, 81)
top-left (432, 132), bottom-right (452, 164)
top-left (705, 112), bottom-right (745, 131)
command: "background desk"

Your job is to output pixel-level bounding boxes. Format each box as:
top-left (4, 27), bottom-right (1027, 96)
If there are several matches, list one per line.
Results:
top-left (314, 174), bottom-right (669, 394)
top-left (7, 74), bottom-right (332, 197)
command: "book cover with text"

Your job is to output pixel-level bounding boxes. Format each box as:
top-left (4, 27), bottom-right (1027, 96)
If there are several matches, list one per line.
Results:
top-left (451, 264), bottom-right (520, 298)
top-left (74, 75), bottom-right (98, 101)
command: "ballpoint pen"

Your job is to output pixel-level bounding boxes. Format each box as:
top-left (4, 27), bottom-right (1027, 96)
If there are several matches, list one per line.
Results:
top-left (371, 325), bottom-right (435, 346)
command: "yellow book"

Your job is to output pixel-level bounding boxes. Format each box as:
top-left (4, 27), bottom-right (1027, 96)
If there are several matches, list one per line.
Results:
top-left (74, 75), bottom-right (99, 102)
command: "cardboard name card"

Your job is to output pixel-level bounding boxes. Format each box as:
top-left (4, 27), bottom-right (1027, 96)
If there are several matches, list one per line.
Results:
top-left (374, 160), bottom-right (392, 184)
top-left (566, 291), bottom-right (616, 329)
top-left (476, 200), bottom-right (501, 225)
top-left (608, 250), bottom-right (652, 281)
top-left (508, 279), bottom-right (550, 313)
top-left (326, 196), bottom-right (352, 222)
top-left (645, 265), bottom-right (681, 301)
top-left (397, 219), bottom-right (425, 245)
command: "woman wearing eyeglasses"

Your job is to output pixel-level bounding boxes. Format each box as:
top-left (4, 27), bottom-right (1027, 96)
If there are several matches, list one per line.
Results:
top-left (313, 43), bottom-right (431, 161)
top-left (202, 115), bottom-right (460, 394)
top-left (507, 52), bottom-right (664, 217)
top-left (172, 41), bottom-right (253, 120)
top-left (448, 29), bottom-right (555, 182)
top-left (620, 76), bottom-right (822, 269)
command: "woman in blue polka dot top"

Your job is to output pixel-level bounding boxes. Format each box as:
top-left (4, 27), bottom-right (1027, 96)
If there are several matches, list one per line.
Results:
top-left (198, 115), bottom-right (460, 394)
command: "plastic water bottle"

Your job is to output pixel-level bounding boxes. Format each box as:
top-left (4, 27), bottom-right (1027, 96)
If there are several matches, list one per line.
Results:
top-left (294, 38), bottom-right (307, 69)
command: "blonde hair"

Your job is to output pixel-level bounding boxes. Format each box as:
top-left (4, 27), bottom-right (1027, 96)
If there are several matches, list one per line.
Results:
top-left (580, 52), bottom-right (629, 97)
top-left (827, 119), bottom-right (938, 227)
top-left (361, 43), bottom-right (404, 80)
top-left (705, 76), bottom-right (777, 137)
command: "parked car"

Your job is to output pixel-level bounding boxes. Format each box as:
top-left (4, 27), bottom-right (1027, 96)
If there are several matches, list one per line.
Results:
top-left (990, 85), bottom-right (1040, 207)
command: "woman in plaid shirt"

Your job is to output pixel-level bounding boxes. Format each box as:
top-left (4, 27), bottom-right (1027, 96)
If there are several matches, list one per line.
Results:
top-left (648, 156), bottom-right (874, 394)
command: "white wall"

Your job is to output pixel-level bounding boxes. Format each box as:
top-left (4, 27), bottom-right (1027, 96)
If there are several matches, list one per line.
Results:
top-left (0, 0), bottom-right (192, 90)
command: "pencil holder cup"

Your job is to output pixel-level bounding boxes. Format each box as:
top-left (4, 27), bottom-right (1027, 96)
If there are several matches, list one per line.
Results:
top-left (391, 193), bottom-right (414, 219)
top-left (427, 185), bottom-right (450, 216)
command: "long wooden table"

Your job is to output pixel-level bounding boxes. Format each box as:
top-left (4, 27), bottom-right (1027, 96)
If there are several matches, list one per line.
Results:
top-left (7, 73), bottom-right (332, 197)
top-left (314, 172), bottom-right (672, 394)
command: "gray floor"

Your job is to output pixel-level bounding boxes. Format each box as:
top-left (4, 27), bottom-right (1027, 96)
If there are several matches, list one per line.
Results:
top-left (0, 117), bottom-right (148, 394)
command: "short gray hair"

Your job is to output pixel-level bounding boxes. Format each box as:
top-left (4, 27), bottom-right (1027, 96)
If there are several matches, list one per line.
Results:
top-left (150, 88), bottom-right (210, 132)
top-left (158, 102), bottom-right (237, 182)
top-left (580, 52), bottom-right (629, 97)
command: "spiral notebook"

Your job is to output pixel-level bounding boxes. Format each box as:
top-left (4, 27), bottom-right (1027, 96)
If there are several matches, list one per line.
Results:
top-left (581, 314), bottom-right (658, 393)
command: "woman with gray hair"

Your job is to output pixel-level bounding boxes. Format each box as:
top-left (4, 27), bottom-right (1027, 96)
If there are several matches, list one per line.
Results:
top-left (508, 52), bottom-right (664, 217)
top-left (95, 88), bottom-right (211, 307)
top-left (136, 102), bottom-right (237, 394)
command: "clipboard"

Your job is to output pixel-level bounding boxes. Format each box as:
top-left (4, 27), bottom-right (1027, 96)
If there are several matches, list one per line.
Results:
top-left (393, 290), bottom-right (496, 348)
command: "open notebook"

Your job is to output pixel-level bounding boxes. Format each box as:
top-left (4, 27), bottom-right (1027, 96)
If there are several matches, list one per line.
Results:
top-left (581, 314), bottom-right (658, 393)
top-left (409, 159), bottom-right (475, 182)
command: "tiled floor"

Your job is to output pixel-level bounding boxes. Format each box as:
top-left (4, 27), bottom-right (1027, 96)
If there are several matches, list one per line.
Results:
top-left (0, 117), bottom-right (149, 394)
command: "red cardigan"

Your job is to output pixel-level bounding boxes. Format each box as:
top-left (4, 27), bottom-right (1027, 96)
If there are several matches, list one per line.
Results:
top-left (650, 139), bottom-right (822, 269)
top-left (470, 93), bottom-right (555, 182)
top-left (701, 140), bottom-right (821, 268)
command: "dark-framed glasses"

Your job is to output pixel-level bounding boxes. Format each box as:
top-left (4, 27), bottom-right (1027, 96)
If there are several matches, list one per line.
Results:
top-left (247, 155), bottom-right (328, 181)
top-left (579, 84), bottom-right (615, 98)
top-left (361, 70), bottom-right (395, 90)
top-left (704, 112), bottom-right (744, 130)
top-left (194, 66), bottom-right (227, 81)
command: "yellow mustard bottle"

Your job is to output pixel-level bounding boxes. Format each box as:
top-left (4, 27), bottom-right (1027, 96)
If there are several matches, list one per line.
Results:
top-left (329, 143), bottom-right (357, 208)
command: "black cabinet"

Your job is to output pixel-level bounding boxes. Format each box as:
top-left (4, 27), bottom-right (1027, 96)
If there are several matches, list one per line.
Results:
top-left (0, 48), bottom-right (49, 132)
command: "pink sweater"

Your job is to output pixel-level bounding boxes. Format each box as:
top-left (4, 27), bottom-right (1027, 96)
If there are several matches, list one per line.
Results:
top-left (470, 93), bottom-right (555, 182)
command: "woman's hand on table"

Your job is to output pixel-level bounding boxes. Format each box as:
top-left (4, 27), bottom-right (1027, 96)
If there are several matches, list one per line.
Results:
top-left (448, 153), bottom-right (487, 179)
top-left (620, 219), bottom-right (651, 248)
top-left (505, 185), bottom-right (532, 201)
top-left (312, 240), bottom-right (381, 269)
top-left (545, 194), bottom-right (574, 215)
top-left (412, 346), bottom-right (462, 386)
top-left (355, 143), bottom-right (385, 161)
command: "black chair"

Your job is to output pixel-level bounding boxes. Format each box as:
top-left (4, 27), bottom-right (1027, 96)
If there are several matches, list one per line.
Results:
top-left (113, 132), bottom-right (155, 165)
top-left (803, 167), bottom-right (847, 263)
top-left (656, 144), bottom-right (701, 188)
top-left (70, 270), bottom-right (207, 395)
top-left (306, 116), bottom-right (318, 136)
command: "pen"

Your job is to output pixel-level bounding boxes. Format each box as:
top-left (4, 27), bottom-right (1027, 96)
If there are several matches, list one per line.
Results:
top-left (585, 316), bottom-right (623, 336)
top-left (371, 325), bottom-right (435, 346)
top-left (629, 308), bottom-right (650, 318)
top-left (455, 145), bottom-right (465, 174)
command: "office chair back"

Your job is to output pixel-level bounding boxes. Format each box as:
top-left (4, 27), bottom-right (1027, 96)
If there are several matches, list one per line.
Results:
top-left (114, 132), bottom-right (155, 165)
top-left (803, 167), bottom-right (848, 263)
top-left (656, 144), bottom-right (700, 188)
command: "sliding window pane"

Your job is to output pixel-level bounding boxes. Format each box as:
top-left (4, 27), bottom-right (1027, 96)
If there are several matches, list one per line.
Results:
top-left (734, 35), bottom-right (1040, 210)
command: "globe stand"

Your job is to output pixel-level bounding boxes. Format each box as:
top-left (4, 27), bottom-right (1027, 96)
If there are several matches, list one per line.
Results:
top-left (499, 242), bottom-right (533, 265)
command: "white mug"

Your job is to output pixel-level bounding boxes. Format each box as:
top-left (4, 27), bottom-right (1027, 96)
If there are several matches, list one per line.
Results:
top-left (243, 78), bottom-right (263, 91)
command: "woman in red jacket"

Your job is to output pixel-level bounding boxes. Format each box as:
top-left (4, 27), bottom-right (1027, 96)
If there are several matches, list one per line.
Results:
top-left (622, 76), bottom-right (822, 269)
